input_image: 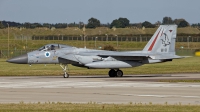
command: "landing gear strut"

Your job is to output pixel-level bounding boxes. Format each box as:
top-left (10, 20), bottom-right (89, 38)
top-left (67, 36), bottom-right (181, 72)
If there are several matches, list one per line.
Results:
top-left (60, 64), bottom-right (69, 78)
top-left (108, 69), bottom-right (123, 77)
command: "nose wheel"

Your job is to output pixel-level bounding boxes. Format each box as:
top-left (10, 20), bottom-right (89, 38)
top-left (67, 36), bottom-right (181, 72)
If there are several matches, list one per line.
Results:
top-left (64, 72), bottom-right (69, 78)
top-left (108, 69), bottom-right (123, 77)
top-left (60, 64), bottom-right (69, 78)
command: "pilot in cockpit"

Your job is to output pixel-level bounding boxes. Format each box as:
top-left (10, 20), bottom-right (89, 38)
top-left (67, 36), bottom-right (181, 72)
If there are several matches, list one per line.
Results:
top-left (39, 46), bottom-right (49, 51)
top-left (39, 44), bottom-right (59, 51)
top-left (50, 45), bottom-right (55, 50)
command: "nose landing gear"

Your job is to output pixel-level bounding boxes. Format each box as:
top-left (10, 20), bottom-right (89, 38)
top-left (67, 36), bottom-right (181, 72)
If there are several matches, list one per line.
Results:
top-left (60, 64), bottom-right (69, 78)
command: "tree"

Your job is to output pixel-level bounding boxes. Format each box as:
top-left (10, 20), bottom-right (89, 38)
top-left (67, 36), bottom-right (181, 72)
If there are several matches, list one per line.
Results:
top-left (1, 21), bottom-right (22, 28)
top-left (162, 16), bottom-right (173, 24)
top-left (142, 21), bottom-right (156, 28)
top-left (54, 23), bottom-right (68, 28)
top-left (118, 17), bottom-right (130, 28)
top-left (86, 17), bottom-right (100, 28)
top-left (173, 19), bottom-right (190, 27)
top-left (23, 22), bottom-right (31, 28)
top-left (192, 23), bottom-right (200, 28)
top-left (155, 21), bottom-right (161, 26)
top-left (110, 17), bottom-right (130, 28)
top-left (79, 21), bottom-right (84, 29)
top-left (110, 19), bottom-right (122, 28)
top-left (173, 19), bottom-right (185, 25)
top-left (43, 23), bottom-right (52, 28)
top-left (178, 20), bottom-right (189, 27)
top-left (30, 23), bottom-right (42, 28)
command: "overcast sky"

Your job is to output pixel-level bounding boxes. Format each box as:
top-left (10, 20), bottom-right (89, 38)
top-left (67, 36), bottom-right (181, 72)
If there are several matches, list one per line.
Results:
top-left (0, 0), bottom-right (199, 24)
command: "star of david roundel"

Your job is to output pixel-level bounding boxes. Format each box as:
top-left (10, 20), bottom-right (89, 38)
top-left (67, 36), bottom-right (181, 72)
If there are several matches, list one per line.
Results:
top-left (45, 52), bottom-right (50, 57)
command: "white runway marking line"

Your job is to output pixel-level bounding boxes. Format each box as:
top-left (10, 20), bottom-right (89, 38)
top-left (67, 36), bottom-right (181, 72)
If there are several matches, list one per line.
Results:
top-left (137, 95), bottom-right (200, 98)
top-left (110, 94), bottom-right (200, 98)
top-left (0, 80), bottom-right (200, 88)
top-left (181, 96), bottom-right (200, 98)
top-left (0, 81), bottom-right (72, 88)
top-left (138, 95), bottom-right (163, 97)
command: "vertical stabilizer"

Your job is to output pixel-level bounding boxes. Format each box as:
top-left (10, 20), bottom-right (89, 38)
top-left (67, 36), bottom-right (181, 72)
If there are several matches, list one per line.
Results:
top-left (143, 25), bottom-right (177, 54)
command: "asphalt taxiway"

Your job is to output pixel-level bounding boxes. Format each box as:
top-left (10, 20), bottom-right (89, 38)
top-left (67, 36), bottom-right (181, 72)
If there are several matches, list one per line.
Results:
top-left (0, 74), bottom-right (200, 104)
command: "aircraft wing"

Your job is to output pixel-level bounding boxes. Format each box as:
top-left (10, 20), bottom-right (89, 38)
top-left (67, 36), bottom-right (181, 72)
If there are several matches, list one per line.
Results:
top-left (97, 52), bottom-right (183, 60)
top-left (97, 52), bottom-right (149, 57)
top-left (78, 51), bottom-right (149, 57)
top-left (97, 52), bottom-right (151, 61)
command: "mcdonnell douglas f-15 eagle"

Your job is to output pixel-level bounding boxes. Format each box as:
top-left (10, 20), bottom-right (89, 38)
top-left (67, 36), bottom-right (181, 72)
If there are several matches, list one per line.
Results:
top-left (7, 25), bottom-right (182, 78)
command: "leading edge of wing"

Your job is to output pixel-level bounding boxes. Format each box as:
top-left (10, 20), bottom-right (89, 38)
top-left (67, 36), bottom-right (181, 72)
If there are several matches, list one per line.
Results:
top-left (97, 52), bottom-right (149, 57)
top-left (97, 52), bottom-right (184, 60)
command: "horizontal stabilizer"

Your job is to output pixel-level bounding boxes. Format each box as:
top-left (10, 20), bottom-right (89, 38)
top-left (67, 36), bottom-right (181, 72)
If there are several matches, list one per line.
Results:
top-left (149, 55), bottom-right (184, 60)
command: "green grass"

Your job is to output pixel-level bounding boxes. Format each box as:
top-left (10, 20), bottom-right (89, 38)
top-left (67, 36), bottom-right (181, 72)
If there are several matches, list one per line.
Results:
top-left (0, 27), bottom-right (200, 39)
top-left (0, 39), bottom-right (200, 51)
top-left (0, 102), bottom-right (199, 112)
top-left (1, 27), bottom-right (199, 50)
top-left (0, 57), bottom-right (200, 76)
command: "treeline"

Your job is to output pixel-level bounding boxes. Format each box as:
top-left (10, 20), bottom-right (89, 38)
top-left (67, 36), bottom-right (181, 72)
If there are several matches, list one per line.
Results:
top-left (0, 16), bottom-right (199, 29)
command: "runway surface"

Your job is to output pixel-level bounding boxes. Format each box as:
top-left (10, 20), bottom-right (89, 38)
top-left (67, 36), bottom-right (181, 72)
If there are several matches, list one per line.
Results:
top-left (0, 73), bottom-right (200, 104)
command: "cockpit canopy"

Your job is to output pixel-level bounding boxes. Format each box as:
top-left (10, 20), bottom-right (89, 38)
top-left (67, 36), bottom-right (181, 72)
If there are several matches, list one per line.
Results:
top-left (38, 44), bottom-right (72, 51)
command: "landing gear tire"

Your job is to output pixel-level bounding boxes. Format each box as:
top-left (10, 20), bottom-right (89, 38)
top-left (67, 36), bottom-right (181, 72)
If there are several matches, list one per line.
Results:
top-left (116, 70), bottom-right (123, 77)
top-left (109, 69), bottom-right (116, 77)
top-left (63, 72), bottom-right (69, 78)
top-left (108, 69), bottom-right (123, 77)
top-left (60, 64), bottom-right (69, 78)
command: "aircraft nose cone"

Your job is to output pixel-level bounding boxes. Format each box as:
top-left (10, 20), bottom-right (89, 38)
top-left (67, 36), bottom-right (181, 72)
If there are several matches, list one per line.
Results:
top-left (7, 54), bottom-right (28, 64)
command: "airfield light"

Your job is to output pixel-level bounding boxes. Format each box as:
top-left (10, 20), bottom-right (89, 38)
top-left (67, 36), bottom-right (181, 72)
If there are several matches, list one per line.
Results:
top-left (95, 37), bottom-right (98, 49)
top-left (115, 35), bottom-right (118, 48)
top-left (80, 35), bottom-right (82, 39)
top-left (80, 35), bottom-right (85, 47)
top-left (188, 36), bottom-right (191, 49)
top-left (26, 34), bottom-right (27, 49)
top-left (84, 35), bottom-right (87, 48)
top-left (105, 34), bottom-right (108, 42)
top-left (7, 23), bottom-right (9, 58)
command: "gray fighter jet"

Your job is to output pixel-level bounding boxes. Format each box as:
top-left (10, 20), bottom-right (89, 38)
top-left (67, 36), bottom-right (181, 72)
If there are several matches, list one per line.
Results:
top-left (7, 25), bottom-right (182, 78)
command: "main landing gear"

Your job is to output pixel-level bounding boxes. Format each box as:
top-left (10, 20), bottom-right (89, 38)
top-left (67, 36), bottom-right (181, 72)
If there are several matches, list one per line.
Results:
top-left (60, 64), bottom-right (69, 78)
top-left (108, 69), bottom-right (123, 77)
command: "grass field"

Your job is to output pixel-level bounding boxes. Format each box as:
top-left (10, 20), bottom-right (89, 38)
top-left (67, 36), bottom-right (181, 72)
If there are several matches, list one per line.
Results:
top-left (0, 39), bottom-right (200, 52)
top-left (0, 27), bottom-right (200, 39)
top-left (0, 102), bottom-right (199, 112)
top-left (0, 27), bottom-right (200, 51)
top-left (0, 40), bottom-right (148, 50)
top-left (0, 57), bottom-right (200, 76)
